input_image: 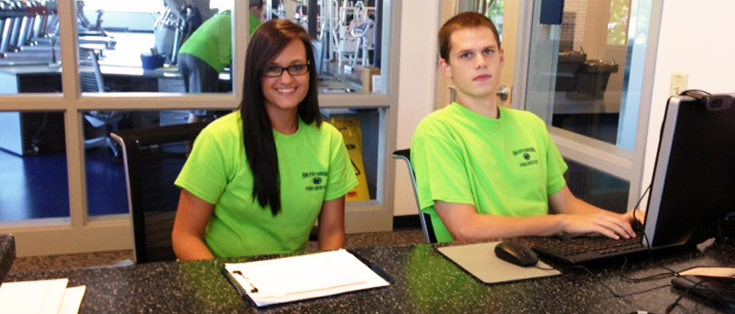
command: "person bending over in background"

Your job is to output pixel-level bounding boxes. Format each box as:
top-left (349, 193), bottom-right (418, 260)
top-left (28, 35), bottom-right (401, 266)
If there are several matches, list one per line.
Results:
top-left (172, 19), bottom-right (357, 260)
top-left (411, 12), bottom-right (640, 243)
top-left (177, 0), bottom-right (265, 122)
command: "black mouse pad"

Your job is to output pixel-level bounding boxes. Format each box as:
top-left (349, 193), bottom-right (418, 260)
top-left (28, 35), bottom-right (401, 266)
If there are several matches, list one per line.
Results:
top-left (438, 242), bottom-right (561, 284)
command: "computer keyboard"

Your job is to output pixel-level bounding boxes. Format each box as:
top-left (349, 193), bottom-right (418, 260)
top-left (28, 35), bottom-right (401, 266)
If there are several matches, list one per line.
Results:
top-left (531, 233), bottom-right (647, 265)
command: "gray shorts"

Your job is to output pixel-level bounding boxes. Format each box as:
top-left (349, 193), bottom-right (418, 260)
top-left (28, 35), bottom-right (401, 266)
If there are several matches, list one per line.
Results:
top-left (179, 53), bottom-right (221, 117)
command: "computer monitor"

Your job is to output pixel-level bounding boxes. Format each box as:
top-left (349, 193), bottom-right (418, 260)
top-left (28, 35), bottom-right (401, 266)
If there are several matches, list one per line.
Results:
top-left (643, 91), bottom-right (735, 249)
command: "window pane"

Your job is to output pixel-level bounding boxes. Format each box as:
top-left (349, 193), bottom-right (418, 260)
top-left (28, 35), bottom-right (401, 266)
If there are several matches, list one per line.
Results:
top-left (321, 107), bottom-right (383, 202)
top-left (265, 0), bottom-right (387, 94)
top-left (0, 111), bottom-right (69, 221)
top-left (83, 109), bottom-right (234, 217)
top-left (81, 107), bottom-right (383, 217)
top-left (77, 0), bottom-right (234, 94)
top-left (82, 110), bottom-right (129, 217)
top-left (565, 159), bottom-right (629, 214)
top-left (525, 0), bottom-right (652, 151)
top-left (0, 1), bottom-right (61, 95)
top-left (0, 0), bottom-right (62, 94)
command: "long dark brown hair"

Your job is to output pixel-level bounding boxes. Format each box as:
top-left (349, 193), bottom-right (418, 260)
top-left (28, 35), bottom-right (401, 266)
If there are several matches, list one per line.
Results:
top-left (240, 19), bottom-right (322, 216)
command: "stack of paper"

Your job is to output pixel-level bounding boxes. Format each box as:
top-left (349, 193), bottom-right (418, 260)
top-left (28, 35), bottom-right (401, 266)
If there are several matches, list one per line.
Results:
top-left (224, 249), bottom-right (390, 307)
top-left (0, 278), bottom-right (86, 314)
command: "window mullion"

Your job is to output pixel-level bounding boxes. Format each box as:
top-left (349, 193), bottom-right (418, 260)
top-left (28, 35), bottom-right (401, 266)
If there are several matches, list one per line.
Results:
top-left (58, 0), bottom-right (80, 102)
top-left (58, 0), bottom-right (88, 228)
top-left (233, 0), bottom-right (247, 104)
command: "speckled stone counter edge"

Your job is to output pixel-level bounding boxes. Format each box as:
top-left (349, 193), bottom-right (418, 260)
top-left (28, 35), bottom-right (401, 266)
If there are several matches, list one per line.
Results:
top-left (0, 234), bottom-right (16, 283)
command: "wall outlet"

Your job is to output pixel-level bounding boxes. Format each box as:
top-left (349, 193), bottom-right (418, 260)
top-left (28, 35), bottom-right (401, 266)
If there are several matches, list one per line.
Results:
top-left (670, 72), bottom-right (689, 96)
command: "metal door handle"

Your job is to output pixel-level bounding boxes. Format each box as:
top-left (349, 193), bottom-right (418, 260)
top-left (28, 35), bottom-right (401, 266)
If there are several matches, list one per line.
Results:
top-left (497, 85), bottom-right (509, 101)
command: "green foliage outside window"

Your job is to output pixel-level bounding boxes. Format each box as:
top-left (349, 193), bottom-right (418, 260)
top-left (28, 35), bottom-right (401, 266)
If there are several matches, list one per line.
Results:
top-left (486, 0), bottom-right (505, 41)
top-left (607, 0), bottom-right (630, 46)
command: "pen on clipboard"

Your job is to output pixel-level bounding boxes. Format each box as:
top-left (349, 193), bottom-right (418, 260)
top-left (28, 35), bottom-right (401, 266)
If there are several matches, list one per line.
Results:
top-left (233, 270), bottom-right (259, 293)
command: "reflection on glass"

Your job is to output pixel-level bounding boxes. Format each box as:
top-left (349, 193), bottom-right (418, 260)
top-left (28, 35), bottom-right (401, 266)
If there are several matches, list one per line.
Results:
top-left (565, 159), bottom-right (629, 214)
top-left (266, 0), bottom-right (384, 94)
top-left (525, 0), bottom-right (649, 150)
top-left (0, 111), bottom-right (69, 221)
top-left (322, 108), bottom-right (381, 202)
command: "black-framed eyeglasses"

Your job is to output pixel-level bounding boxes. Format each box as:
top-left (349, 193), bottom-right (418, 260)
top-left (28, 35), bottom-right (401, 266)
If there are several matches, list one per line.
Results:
top-left (262, 62), bottom-right (310, 77)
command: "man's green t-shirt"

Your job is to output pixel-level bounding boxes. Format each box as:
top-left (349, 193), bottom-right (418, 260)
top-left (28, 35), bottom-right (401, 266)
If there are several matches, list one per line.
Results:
top-left (411, 103), bottom-right (568, 243)
top-left (175, 112), bottom-right (358, 258)
top-left (178, 11), bottom-right (263, 72)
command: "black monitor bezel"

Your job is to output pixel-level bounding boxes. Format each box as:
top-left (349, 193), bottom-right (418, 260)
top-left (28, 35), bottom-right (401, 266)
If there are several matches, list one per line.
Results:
top-left (643, 93), bottom-right (735, 249)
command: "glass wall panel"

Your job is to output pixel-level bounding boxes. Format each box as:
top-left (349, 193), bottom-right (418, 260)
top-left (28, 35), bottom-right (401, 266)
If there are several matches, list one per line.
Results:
top-left (565, 159), bottom-right (629, 214)
top-left (264, 0), bottom-right (387, 94)
top-left (82, 109), bottom-right (129, 217)
top-left (77, 0), bottom-right (234, 96)
top-left (321, 107), bottom-right (382, 202)
top-left (0, 110), bottom-right (69, 221)
top-left (81, 107), bottom-right (383, 217)
top-left (83, 109), bottom-right (233, 218)
top-left (0, 0), bottom-right (61, 94)
top-left (0, 0), bottom-right (62, 94)
top-left (525, 0), bottom-right (652, 151)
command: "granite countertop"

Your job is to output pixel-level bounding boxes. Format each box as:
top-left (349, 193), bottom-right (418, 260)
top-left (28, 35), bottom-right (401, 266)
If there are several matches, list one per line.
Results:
top-left (0, 234), bottom-right (15, 283)
top-left (4, 240), bottom-right (735, 314)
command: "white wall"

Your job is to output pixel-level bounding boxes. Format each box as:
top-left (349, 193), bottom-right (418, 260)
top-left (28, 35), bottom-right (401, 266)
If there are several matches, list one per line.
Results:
top-left (393, 0), bottom-right (440, 216)
top-left (642, 2), bottom-right (735, 194)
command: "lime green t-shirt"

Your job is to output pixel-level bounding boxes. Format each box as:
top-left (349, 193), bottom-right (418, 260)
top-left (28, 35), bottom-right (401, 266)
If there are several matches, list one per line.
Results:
top-left (175, 112), bottom-right (358, 258)
top-left (178, 11), bottom-right (232, 72)
top-left (178, 11), bottom-right (262, 72)
top-left (248, 12), bottom-right (263, 37)
top-left (410, 103), bottom-right (568, 243)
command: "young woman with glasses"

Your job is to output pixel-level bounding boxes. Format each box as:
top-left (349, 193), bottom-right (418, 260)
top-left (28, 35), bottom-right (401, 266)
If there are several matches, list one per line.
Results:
top-left (172, 19), bottom-right (358, 260)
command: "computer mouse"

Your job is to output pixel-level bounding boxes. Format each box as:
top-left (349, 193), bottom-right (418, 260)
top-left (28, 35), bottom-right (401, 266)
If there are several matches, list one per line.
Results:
top-left (494, 241), bottom-right (539, 267)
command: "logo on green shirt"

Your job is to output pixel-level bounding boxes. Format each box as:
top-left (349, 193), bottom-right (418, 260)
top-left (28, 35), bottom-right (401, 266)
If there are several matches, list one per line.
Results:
top-left (513, 147), bottom-right (539, 167)
top-left (303, 171), bottom-right (328, 191)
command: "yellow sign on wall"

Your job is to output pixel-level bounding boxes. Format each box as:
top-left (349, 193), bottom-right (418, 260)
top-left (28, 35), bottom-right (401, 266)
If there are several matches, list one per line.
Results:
top-left (331, 118), bottom-right (370, 201)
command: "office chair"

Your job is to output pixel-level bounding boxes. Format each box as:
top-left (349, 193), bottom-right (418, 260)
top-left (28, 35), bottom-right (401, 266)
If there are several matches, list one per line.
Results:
top-left (392, 149), bottom-right (437, 244)
top-left (80, 48), bottom-right (124, 158)
top-left (111, 122), bottom-right (209, 263)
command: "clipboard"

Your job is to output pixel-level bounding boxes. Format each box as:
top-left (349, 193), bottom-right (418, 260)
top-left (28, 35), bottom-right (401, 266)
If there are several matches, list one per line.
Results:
top-left (223, 249), bottom-right (392, 307)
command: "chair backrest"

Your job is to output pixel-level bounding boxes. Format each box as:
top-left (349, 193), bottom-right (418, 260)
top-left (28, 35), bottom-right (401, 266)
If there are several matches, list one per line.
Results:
top-left (392, 149), bottom-right (437, 243)
top-left (79, 49), bottom-right (104, 93)
top-left (111, 122), bottom-right (209, 263)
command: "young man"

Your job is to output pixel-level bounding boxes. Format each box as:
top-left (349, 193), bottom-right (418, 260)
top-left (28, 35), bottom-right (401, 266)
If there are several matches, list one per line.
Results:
top-left (411, 12), bottom-right (639, 243)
